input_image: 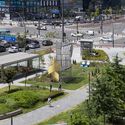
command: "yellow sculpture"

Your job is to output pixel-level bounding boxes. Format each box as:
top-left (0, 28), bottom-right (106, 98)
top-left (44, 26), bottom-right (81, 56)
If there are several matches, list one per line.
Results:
top-left (48, 58), bottom-right (60, 82)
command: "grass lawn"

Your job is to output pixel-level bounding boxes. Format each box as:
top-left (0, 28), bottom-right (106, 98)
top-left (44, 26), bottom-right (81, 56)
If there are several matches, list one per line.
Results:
top-left (37, 101), bottom-right (104, 125)
top-left (82, 49), bottom-right (109, 61)
top-left (0, 86), bottom-right (64, 115)
top-left (23, 64), bottom-right (97, 90)
top-left (33, 48), bottom-right (53, 56)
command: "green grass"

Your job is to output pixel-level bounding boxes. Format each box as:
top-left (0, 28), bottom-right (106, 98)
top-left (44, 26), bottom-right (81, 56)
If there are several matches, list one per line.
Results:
top-left (0, 86), bottom-right (64, 115)
top-left (37, 103), bottom-right (85, 125)
top-left (33, 48), bottom-right (53, 56)
top-left (23, 64), bottom-right (97, 90)
top-left (82, 49), bottom-right (109, 61)
top-left (37, 101), bottom-right (104, 125)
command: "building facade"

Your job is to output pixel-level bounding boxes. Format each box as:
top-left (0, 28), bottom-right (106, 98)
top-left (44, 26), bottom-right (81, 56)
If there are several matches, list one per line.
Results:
top-left (0, 0), bottom-right (61, 20)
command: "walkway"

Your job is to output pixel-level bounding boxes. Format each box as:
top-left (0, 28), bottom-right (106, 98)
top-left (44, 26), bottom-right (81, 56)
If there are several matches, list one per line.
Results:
top-left (0, 85), bottom-right (88, 125)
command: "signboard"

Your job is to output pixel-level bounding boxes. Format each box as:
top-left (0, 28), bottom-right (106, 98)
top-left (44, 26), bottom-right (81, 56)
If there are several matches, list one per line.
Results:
top-left (0, 35), bottom-right (16, 42)
top-left (56, 42), bottom-right (73, 71)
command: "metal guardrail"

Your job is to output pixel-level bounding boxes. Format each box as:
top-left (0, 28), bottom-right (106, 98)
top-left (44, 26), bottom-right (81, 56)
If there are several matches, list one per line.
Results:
top-left (0, 109), bottom-right (22, 120)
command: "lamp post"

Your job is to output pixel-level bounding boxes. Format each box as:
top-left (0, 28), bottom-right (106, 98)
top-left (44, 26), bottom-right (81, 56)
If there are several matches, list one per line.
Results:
top-left (38, 0), bottom-right (41, 36)
top-left (61, 0), bottom-right (64, 43)
top-left (76, 18), bottom-right (79, 41)
top-left (100, 2), bottom-right (103, 34)
top-left (112, 23), bottom-right (115, 48)
top-left (15, 12), bottom-right (27, 51)
top-left (88, 72), bottom-right (91, 100)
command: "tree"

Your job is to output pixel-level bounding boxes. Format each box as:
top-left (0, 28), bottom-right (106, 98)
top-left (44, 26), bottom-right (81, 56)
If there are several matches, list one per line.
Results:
top-left (21, 67), bottom-right (31, 87)
top-left (16, 33), bottom-right (26, 48)
top-left (4, 67), bottom-right (17, 92)
top-left (90, 55), bottom-right (125, 124)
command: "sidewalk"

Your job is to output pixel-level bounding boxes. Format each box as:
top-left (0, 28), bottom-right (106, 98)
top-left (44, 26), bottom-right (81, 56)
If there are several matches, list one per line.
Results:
top-left (0, 84), bottom-right (88, 125)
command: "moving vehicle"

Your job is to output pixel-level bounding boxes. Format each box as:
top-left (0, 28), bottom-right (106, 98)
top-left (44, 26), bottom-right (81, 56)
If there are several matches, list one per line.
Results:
top-left (71, 32), bottom-right (83, 37)
top-left (36, 26), bottom-right (47, 30)
top-left (85, 30), bottom-right (94, 36)
top-left (0, 45), bottom-right (6, 52)
top-left (42, 40), bottom-right (53, 46)
top-left (8, 46), bottom-right (19, 53)
top-left (28, 42), bottom-right (40, 49)
top-left (26, 39), bottom-right (40, 49)
top-left (100, 36), bottom-right (113, 42)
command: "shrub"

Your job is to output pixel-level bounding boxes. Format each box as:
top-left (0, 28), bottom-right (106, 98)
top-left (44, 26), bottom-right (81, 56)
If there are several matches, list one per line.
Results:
top-left (82, 49), bottom-right (109, 61)
top-left (10, 91), bottom-right (40, 108)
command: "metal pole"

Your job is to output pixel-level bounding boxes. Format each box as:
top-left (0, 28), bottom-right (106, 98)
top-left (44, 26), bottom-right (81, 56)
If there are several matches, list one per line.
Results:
top-left (100, 3), bottom-right (103, 34)
top-left (100, 18), bottom-right (103, 34)
top-left (11, 117), bottom-right (13, 125)
top-left (38, 19), bottom-right (40, 36)
top-left (88, 72), bottom-right (91, 100)
top-left (38, 0), bottom-right (40, 36)
top-left (77, 19), bottom-right (79, 40)
top-left (61, 0), bottom-right (64, 43)
top-left (112, 23), bottom-right (115, 48)
top-left (15, 12), bottom-right (26, 51)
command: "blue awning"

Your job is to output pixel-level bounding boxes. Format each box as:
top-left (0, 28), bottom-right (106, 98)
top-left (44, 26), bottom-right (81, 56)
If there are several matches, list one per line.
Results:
top-left (51, 9), bottom-right (60, 14)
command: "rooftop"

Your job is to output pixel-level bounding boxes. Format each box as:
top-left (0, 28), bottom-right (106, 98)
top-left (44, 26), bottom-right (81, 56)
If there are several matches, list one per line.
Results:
top-left (0, 52), bottom-right (39, 67)
top-left (78, 39), bottom-right (94, 43)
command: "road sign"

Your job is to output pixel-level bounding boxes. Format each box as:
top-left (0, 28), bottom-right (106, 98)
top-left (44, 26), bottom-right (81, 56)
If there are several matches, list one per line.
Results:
top-left (0, 35), bottom-right (16, 42)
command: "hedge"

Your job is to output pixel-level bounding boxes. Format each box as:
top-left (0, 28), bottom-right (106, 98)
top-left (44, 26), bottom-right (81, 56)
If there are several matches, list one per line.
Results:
top-left (0, 88), bottom-right (64, 114)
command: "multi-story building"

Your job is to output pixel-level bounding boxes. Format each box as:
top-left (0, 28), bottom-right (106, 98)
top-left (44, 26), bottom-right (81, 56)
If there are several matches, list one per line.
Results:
top-left (0, 0), bottom-right (61, 20)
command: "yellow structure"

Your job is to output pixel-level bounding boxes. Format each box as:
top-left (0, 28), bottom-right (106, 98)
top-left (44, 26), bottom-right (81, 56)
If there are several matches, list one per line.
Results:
top-left (48, 58), bottom-right (60, 82)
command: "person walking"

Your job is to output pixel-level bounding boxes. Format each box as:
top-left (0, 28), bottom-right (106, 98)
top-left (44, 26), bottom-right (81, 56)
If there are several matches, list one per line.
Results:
top-left (47, 97), bottom-right (52, 107)
top-left (58, 84), bottom-right (62, 91)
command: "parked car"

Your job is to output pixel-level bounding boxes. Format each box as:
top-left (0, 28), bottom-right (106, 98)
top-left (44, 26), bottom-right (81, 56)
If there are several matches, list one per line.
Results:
top-left (42, 40), bottom-right (53, 46)
top-left (0, 45), bottom-right (6, 52)
top-left (100, 36), bottom-right (113, 42)
top-left (52, 21), bottom-right (62, 26)
top-left (71, 32), bottom-right (83, 37)
top-left (28, 42), bottom-right (40, 49)
top-left (8, 46), bottom-right (20, 53)
top-left (36, 26), bottom-right (47, 30)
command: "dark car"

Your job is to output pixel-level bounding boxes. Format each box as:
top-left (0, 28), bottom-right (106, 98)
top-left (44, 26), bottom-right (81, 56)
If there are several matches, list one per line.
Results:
top-left (42, 40), bottom-right (53, 46)
top-left (0, 45), bottom-right (6, 52)
top-left (27, 42), bottom-right (40, 49)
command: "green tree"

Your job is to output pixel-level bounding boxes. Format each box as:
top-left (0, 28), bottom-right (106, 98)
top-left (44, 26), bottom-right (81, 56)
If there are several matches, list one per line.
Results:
top-left (16, 33), bottom-right (26, 48)
top-left (90, 55), bottom-right (125, 124)
top-left (94, 8), bottom-right (100, 17)
top-left (4, 67), bottom-right (17, 92)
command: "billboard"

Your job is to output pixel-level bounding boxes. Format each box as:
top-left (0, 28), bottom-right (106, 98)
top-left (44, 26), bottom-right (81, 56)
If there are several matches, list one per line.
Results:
top-left (0, 35), bottom-right (16, 42)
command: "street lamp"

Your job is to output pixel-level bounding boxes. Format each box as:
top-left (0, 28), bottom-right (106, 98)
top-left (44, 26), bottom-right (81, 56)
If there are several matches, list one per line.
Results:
top-left (99, 2), bottom-right (103, 34)
top-left (112, 23), bottom-right (115, 48)
top-left (76, 17), bottom-right (80, 41)
top-left (15, 12), bottom-right (27, 51)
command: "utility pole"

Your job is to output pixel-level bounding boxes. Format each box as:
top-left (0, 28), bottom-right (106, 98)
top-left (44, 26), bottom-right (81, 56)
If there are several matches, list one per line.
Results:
top-left (61, 0), bottom-right (64, 43)
top-left (76, 18), bottom-right (79, 41)
top-left (15, 12), bottom-right (26, 52)
top-left (38, 0), bottom-right (41, 36)
top-left (112, 23), bottom-right (115, 48)
top-left (88, 72), bottom-right (91, 100)
top-left (100, 2), bottom-right (103, 34)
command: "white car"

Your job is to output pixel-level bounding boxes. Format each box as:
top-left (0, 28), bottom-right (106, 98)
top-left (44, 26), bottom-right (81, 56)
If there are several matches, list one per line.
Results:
top-left (8, 46), bottom-right (19, 53)
top-left (37, 26), bottom-right (47, 30)
top-left (85, 30), bottom-right (94, 36)
top-left (100, 36), bottom-right (113, 42)
top-left (71, 32), bottom-right (83, 37)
